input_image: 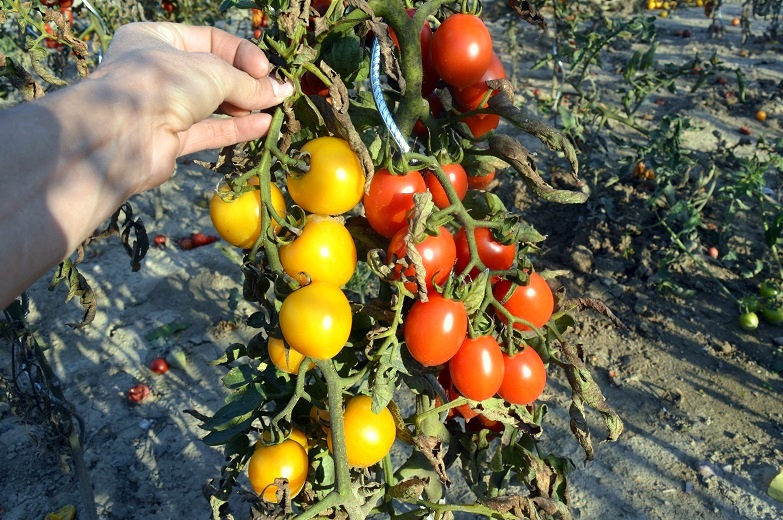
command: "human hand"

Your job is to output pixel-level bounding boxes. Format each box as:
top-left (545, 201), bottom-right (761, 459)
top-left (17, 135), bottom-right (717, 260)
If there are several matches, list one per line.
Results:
top-left (90, 22), bottom-right (293, 193)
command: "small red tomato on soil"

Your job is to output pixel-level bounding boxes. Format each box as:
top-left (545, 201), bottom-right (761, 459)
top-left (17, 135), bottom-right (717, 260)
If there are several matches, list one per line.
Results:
top-left (707, 247), bottom-right (719, 259)
top-left (532, 88), bottom-right (541, 97)
top-left (150, 357), bottom-right (169, 374)
top-left (739, 126), bottom-right (751, 135)
top-left (153, 234), bottom-right (167, 247)
top-left (128, 384), bottom-right (151, 403)
top-left (180, 237), bottom-right (193, 250)
top-left (715, 76), bottom-right (728, 85)
top-left (191, 233), bottom-right (209, 247)
top-left (682, 29), bottom-right (692, 38)
top-left (756, 110), bottom-right (767, 122)
top-left (731, 17), bottom-right (740, 26)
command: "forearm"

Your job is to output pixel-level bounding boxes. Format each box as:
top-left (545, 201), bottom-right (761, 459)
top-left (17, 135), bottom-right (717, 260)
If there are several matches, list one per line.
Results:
top-left (0, 78), bottom-right (150, 307)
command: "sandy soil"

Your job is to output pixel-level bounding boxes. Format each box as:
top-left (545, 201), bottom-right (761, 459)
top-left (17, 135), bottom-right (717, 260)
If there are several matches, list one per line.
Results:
top-left (1, 2), bottom-right (783, 519)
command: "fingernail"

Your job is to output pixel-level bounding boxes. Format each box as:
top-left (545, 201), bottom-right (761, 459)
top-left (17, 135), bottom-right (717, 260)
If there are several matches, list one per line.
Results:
top-left (272, 79), bottom-right (294, 98)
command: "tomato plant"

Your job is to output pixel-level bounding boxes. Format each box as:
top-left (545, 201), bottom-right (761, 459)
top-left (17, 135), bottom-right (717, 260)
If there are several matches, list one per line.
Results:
top-left (404, 294), bottom-right (468, 366)
top-left (449, 335), bottom-right (505, 401)
top-left (498, 347), bottom-right (547, 405)
top-left (493, 273), bottom-right (555, 331)
top-left (247, 439), bottom-right (309, 502)
top-left (209, 178), bottom-right (286, 249)
top-left (287, 137), bottom-right (365, 215)
top-left (430, 14), bottom-right (493, 88)
top-left (364, 168), bottom-right (427, 238)
top-left (278, 282), bottom-right (352, 360)
top-left (42, 1), bottom-right (620, 517)
top-left (388, 225), bottom-right (456, 294)
top-left (279, 215), bottom-right (357, 287)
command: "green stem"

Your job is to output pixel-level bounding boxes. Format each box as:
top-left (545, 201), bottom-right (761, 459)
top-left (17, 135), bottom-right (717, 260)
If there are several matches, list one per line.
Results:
top-left (758, 192), bottom-right (783, 281)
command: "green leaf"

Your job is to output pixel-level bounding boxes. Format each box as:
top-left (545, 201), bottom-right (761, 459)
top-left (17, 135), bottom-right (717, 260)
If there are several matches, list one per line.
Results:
top-left (218, 0), bottom-right (257, 11)
top-left (202, 418), bottom-right (253, 447)
top-left (202, 384), bottom-right (265, 432)
top-left (211, 343), bottom-right (247, 366)
top-left (321, 28), bottom-right (365, 82)
top-left (222, 364), bottom-right (257, 390)
top-left (144, 321), bottom-right (190, 341)
top-left (371, 345), bottom-right (401, 412)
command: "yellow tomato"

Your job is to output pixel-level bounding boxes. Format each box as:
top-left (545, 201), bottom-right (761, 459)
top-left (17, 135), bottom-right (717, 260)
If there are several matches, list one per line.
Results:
top-left (209, 178), bottom-right (286, 249)
top-left (262, 427), bottom-right (309, 452)
top-left (247, 439), bottom-right (309, 502)
top-left (286, 137), bottom-right (365, 215)
top-left (327, 395), bottom-right (396, 468)
top-left (279, 215), bottom-right (357, 286)
top-left (279, 282), bottom-right (352, 359)
top-left (268, 337), bottom-right (313, 374)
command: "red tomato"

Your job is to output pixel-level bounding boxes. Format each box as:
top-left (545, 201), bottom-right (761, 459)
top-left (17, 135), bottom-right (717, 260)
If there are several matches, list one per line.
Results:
top-left (430, 14), bottom-right (493, 88)
top-left (149, 357), bottom-right (169, 374)
top-left (180, 237), bottom-right (193, 250)
top-left (448, 335), bottom-right (504, 401)
top-left (493, 273), bottom-right (554, 331)
top-left (404, 294), bottom-right (467, 366)
top-left (466, 170), bottom-right (496, 190)
top-left (462, 113), bottom-right (500, 138)
top-left (364, 169), bottom-right (427, 238)
top-left (453, 52), bottom-right (506, 112)
top-left (438, 369), bottom-right (477, 420)
top-left (388, 226), bottom-right (456, 294)
top-left (127, 384), bottom-right (151, 403)
top-left (191, 233), bottom-right (209, 247)
top-left (153, 234), bottom-right (167, 247)
top-left (423, 164), bottom-right (468, 209)
top-left (454, 227), bottom-right (516, 279)
top-left (301, 71), bottom-right (329, 97)
top-left (498, 347), bottom-right (546, 405)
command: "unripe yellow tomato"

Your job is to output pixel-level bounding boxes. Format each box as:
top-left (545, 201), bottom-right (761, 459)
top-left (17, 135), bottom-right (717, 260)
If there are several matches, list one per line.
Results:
top-left (209, 178), bottom-right (286, 249)
top-left (279, 282), bottom-right (352, 360)
top-left (327, 395), bottom-right (396, 468)
top-left (286, 137), bottom-right (365, 215)
top-left (247, 439), bottom-right (309, 502)
top-left (268, 337), bottom-right (314, 374)
top-left (279, 215), bottom-right (357, 286)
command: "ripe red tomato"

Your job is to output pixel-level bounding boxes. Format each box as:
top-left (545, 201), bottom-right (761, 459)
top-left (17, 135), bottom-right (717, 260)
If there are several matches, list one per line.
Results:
top-left (493, 273), bottom-right (554, 331)
top-left (191, 233), bottom-right (209, 247)
top-left (149, 357), bottom-right (169, 374)
top-left (364, 169), bottom-right (427, 238)
top-left (301, 71), bottom-right (329, 97)
top-left (404, 294), bottom-right (467, 366)
top-left (462, 113), bottom-right (500, 138)
top-left (466, 170), bottom-right (496, 190)
top-left (498, 347), bottom-right (546, 405)
top-left (153, 234), bottom-right (167, 247)
top-left (454, 227), bottom-right (516, 279)
top-left (430, 14), bottom-right (493, 88)
top-left (423, 164), bottom-right (468, 209)
top-left (449, 335), bottom-right (505, 401)
top-left (453, 52), bottom-right (506, 112)
top-left (388, 226), bottom-right (456, 294)
top-left (127, 383), bottom-right (151, 403)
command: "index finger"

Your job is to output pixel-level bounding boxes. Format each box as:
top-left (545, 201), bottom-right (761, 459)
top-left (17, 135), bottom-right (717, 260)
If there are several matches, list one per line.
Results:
top-left (151, 23), bottom-right (273, 79)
